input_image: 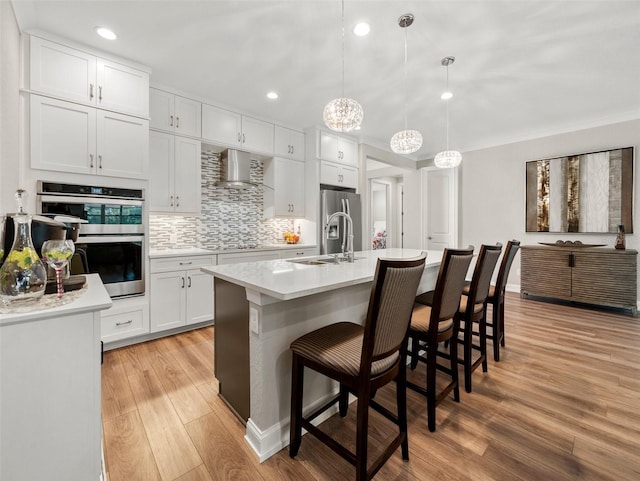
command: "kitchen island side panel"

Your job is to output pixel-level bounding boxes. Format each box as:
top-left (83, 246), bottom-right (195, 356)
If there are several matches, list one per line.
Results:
top-left (214, 277), bottom-right (250, 422)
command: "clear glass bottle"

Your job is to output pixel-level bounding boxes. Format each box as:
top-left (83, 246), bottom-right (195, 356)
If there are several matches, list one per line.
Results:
top-left (0, 191), bottom-right (47, 304)
top-left (615, 224), bottom-right (626, 250)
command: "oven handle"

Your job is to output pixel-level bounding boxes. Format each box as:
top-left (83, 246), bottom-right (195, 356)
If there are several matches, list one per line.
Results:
top-left (76, 235), bottom-right (144, 244)
top-left (38, 194), bottom-right (143, 207)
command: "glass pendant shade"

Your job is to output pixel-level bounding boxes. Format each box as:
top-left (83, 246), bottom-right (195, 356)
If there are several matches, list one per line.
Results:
top-left (390, 129), bottom-right (423, 154)
top-left (434, 150), bottom-right (462, 168)
top-left (323, 97), bottom-right (364, 132)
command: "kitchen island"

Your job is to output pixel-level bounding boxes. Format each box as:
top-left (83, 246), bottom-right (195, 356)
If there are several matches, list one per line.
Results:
top-left (202, 248), bottom-right (442, 461)
top-left (0, 274), bottom-right (112, 481)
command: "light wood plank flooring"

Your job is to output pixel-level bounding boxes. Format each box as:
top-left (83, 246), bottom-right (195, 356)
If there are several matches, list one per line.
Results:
top-left (102, 294), bottom-right (640, 481)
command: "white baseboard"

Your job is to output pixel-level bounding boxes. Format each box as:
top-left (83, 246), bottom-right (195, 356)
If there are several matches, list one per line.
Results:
top-left (245, 391), bottom-right (342, 462)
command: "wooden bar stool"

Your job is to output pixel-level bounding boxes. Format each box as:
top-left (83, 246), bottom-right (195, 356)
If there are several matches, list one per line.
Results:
top-left (406, 246), bottom-right (474, 432)
top-left (289, 254), bottom-right (426, 481)
top-left (456, 243), bottom-right (502, 392)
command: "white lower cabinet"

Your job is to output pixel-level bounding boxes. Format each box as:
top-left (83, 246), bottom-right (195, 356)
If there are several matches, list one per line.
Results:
top-left (150, 254), bottom-right (215, 333)
top-left (101, 303), bottom-right (149, 343)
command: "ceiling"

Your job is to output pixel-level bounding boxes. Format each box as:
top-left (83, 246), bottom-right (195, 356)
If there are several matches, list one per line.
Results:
top-left (10, 0), bottom-right (640, 160)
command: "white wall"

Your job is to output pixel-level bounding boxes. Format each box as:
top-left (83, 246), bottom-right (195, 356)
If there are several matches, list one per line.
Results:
top-left (0, 0), bottom-right (21, 214)
top-left (460, 119), bottom-right (640, 293)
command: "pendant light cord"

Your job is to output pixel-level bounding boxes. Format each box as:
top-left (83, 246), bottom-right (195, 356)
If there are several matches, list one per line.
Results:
top-left (445, 64), bottom-right (450, 149)
top-left (403, 25), bottom-right (408, 131)
top-left (341, 0), bottom-right (345, 99)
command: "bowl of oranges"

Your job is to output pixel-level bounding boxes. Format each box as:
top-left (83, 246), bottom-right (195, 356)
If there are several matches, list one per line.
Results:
top-left (284, 231), bottom-right (300, 244)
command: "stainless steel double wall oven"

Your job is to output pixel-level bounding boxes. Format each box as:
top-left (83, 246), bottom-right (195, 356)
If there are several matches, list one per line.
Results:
top-left (37, 181), bottom-right (145, 297)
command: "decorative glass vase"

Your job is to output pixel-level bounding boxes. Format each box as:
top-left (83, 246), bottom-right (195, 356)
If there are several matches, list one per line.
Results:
top-left (0, 212), bottom-right (47, 304)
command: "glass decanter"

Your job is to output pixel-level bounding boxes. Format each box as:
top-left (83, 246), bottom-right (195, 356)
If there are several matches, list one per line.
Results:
top-left (0, 190), bottom-right (47, 304)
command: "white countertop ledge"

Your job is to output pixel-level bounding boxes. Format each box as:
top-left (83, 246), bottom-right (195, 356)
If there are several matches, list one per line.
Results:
top-left (202, 248), bottom-right (442, 301)
top-left (0, 274), bottom-right (112, 327)
top-left (149, 244), bottom-right (317, 258)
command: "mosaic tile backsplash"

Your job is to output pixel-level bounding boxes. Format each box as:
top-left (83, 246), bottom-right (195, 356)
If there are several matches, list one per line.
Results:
top-left (150, 150), bottom-right (294, 249)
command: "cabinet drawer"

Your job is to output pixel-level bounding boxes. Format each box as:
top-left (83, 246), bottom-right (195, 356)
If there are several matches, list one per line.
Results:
top-left (280, 248), bottom-right (317, 259)
top-left (101, 306), bottom-right (148, 342)
top-left (217, 251), bottom-right (280, 264)
top-left (150, 255), bottom-right (216, 273)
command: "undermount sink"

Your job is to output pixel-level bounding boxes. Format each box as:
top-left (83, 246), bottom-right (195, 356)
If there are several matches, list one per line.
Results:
top-left (287, 257), bottom-right (337, 265)
top-left (287, 256), bottom-right (365, 266)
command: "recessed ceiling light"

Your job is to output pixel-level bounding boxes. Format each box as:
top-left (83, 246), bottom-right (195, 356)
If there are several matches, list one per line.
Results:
top-left (353, 22), bottom-right (370, 36)
top-left (266, 91), bottom-right (279, 100)
top-left (441, 91), bottom-right (453, 100)
top-left (95, 27), bottom-right (117, 40)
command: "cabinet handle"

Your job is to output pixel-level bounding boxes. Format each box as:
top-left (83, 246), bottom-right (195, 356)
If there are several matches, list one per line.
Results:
top-left (170, 115), bottom-right (174, 127)
top-left (98, 85), bottom-right (103, 102)
top-left (98, 155), bottom-right (103, 169)
top-left (242, 133), bottom-right (246, 143)
top-left (188, 276), bottom-right (192, 288)
top-left (116, 319), bottom-right (133, 326)
top-left (291, 145), bottom-right (294, 154)
top-left (237, 132), bottom-right (241, 142)
top-left (176, 117), bottom-right (180, 128)
top-left (89, 154), bottom-right (94, 168)
top-left (181, 277), bottom-right (185, 288)
top-left (176, 195), bottom-right (180, 207)
top-left (170, 195), bottom-right (174, 207)
top-left (179, 261), bottom-right (193, 266)
top-left (89, 83), bottom-right (94, 100)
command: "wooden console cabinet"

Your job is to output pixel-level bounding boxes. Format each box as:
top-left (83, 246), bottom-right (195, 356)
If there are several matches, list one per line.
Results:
top-left (520, 245), bottom-right (638, 315)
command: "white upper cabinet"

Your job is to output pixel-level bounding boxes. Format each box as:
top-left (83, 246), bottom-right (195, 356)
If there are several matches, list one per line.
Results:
top-left (97, 110), bottom-right (149, 178)
top-left (274, 126), bottom-right (305, 161)
top-left (263, 157), bottom-right (305, 218)
top-left (201, 104), bottom-right (274, 156)
top-left (30, 94), bottom-right (149, 179)
top-left (29, 37), bottom-right (96, 106)
top-left (149, 88), bottom-right (201, 137)
top-left (96, 59), bottom-right (149, 118)
top-left (201, 104), bottom-right (241, 147)
top-left (29, 36), bottom-right (149, 118)
top-left (240, 116), bottom-right (274, 154)
top-left (149, 131), bottom-right (201, 214)
top-left (320, 161), bottom-right (358, 189)
top-left (30, 95), bottom-right (96, 175)
top-left (317, 131), bottom-right (358, 166)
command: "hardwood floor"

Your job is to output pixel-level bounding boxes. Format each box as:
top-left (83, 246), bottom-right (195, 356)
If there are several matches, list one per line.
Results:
top-left (102, 293), bottom-right (640, 481)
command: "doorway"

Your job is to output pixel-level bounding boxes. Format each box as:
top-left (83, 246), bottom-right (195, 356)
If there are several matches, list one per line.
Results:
top-left (422, 166), bottom-right (459, 250)
top-left (370, 180), bottom-right (390, 249)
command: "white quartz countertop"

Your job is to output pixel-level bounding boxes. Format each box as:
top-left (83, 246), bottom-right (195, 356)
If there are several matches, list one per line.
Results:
top-left (202, 248), bottom-right (443, 301)
top-left (149, 244), bottom-right (317, 258)
top-left (0, 274), bottom-right (112, 326)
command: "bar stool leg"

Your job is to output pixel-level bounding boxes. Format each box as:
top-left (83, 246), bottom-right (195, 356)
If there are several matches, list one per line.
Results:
top-left (289, 354), bottom-right (303, 458)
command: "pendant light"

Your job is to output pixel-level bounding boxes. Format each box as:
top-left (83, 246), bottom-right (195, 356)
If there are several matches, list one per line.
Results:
top-left (323, 0), bottom-right (363, 132)
top-left (390, 14), bottom-right (422, 155)
top-left (434, 56), bottom-right (462, 168)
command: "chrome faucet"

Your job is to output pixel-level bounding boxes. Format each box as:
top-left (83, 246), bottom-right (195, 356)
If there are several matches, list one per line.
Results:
top-left (324, 212), bottom-right (354, 262)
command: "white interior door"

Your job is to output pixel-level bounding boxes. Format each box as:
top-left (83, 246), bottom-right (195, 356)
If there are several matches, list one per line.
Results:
top-left (422, 167), bottom-right (458, 250)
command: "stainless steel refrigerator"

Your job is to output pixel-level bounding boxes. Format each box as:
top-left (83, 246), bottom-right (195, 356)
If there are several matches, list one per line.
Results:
top-left (320, 188), bottom-right (362, 255)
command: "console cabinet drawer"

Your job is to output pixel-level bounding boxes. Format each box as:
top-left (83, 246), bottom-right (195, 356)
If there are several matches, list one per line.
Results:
top-left (101, 305), bottom-right (148, 342)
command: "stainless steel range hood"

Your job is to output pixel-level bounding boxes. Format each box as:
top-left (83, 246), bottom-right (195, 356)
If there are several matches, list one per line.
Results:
top-left (216, 149), bottom-right (256, 189)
